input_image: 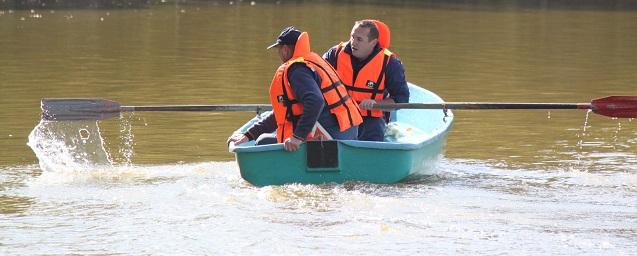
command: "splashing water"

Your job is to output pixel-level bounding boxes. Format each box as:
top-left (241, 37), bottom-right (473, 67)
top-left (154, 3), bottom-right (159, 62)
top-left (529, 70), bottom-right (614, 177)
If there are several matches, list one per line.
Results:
top-left (612, 121), bottom-right (622, 148)
top-left (117, 113), bottom-right (135, 166)
top-left (26, 111), bottom-right (141, 174)
top-left (572, 110), bottom-right (593, 166)
top-left (27, 120), bottom-right (113, 172)
top-left (582, 109), bottom-right (592, 133)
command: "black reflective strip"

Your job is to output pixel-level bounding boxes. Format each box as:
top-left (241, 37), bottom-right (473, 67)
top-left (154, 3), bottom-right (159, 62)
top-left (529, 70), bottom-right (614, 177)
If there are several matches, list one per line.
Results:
top-left (285, 99), bottom-right (299, 105)
top-left (326, 95), bottom-right (351, 110)
top-left (378, 54), bottom-right (391, 85)
top-left (319, 81), bottom-right (342, 94)
top-left (369, 54), bottom-right (390, 101)
top-left (345, 85), bottom-right (383, 94)
top-left (289, 114), bottom-right (300, 123)
top-left (305, 59), bottom-right (356, 127)
top-left (367, 53), bottom-right (391, 116)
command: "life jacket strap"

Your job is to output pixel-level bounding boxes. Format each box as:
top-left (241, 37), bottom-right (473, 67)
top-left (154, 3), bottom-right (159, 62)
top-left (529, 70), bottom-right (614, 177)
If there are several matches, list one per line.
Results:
top-left (344, 85), bottom-right (384, 94)
top-left (326, 94), bottom-right (351, 110)
top-left (320, 81), bottom-right (343, 94)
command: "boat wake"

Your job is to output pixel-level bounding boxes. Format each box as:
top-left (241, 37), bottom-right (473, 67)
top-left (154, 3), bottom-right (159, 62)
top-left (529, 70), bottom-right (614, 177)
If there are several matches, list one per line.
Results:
top-left (436, 158), bottom-right (637, 193)
top-left (23, 117), bottom-right (635, 195)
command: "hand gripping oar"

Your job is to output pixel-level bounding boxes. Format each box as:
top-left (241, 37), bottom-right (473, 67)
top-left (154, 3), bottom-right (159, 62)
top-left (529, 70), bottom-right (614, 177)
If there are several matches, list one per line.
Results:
top-left (373, 96), bottom-right (637, 118)
top-left (41, 98), bottom-right (272, 121)
top-left (40, 96), bottom-right (637, 121)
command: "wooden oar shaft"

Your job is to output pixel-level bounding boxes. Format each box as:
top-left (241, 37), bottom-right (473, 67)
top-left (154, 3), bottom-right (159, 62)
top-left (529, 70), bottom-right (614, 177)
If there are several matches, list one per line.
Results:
top-left (374, 102), bottom-right (592, 110)
top-left (121, 104), bottom-right (272, 112)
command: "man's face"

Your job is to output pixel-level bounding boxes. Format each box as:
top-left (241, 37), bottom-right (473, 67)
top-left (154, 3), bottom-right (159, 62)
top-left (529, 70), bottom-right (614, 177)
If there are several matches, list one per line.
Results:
top-left (277, 44), bottom-right (293, 63)
top-left (349, 25), bottom-right (378, 60)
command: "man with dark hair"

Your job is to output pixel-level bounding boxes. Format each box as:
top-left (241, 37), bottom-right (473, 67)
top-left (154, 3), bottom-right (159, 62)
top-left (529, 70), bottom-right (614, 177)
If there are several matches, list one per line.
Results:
top-left (228, 26), bottom-right (362, 151)
top-left (323, 20), bottom-right (409, 141)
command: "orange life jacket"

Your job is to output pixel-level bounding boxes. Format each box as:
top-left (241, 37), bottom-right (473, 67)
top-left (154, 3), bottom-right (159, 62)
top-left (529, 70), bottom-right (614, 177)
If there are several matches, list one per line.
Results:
top-left (372, 20), bottom-right (391, 49)
top-left (334, 19), bottom-right (394, 117)
top-left (335, 43), bottom-right (394, 117)
top-left (269, 32), bottom-right (363, 143)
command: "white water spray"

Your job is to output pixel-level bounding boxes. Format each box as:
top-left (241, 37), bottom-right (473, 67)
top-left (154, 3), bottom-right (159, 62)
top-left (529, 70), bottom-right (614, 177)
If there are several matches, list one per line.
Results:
top-left (27, 120), bottom-right (114, 173)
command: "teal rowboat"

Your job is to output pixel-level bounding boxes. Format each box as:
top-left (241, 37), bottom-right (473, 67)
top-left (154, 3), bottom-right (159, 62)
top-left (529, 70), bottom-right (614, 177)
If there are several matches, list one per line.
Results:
top-left (229, 83), bottom-right (454, 186)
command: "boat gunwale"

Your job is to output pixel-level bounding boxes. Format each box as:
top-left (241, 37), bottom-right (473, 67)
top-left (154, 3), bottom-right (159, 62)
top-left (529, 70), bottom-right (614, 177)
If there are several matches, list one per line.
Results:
top-left (229, 83), bottom-right (454, 153)
top-left (230, 123), bottom-right (452, 153)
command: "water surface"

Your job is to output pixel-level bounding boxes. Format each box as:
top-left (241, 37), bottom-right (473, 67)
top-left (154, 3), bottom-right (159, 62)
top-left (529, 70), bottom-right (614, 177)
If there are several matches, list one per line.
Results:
top-left (1, 2), bottom-right (636, 254)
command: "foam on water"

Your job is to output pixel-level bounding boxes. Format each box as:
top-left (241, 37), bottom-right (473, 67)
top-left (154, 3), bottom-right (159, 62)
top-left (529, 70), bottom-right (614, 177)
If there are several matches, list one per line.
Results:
top-left (3, 156), bottom-right (635, 255)
top-left (11, 115), bottom-right (635, 255)
top-left (440, 158), bottom-right (637, 191)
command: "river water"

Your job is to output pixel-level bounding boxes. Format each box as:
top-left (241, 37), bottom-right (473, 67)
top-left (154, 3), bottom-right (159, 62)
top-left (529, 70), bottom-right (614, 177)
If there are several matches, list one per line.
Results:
top-left (1, 2), bottom-right (636, 255)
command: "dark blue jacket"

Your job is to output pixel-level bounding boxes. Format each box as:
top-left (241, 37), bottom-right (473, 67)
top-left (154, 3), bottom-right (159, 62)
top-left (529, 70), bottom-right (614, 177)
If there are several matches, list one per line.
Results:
top-left (246, 63), bottom-right (343, 141)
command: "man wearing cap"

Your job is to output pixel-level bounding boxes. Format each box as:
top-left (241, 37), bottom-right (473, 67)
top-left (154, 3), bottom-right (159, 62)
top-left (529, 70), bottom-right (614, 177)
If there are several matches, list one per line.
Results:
top-left (227, 26), bottom-right (362, 151)
top-left (323, 19), bottom-right (409, 142)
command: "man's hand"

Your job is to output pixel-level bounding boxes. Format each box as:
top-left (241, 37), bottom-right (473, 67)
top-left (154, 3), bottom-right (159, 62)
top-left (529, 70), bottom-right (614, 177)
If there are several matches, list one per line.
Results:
top-left (283, 136), bottom-right (303, 152)
top-left (359, 99), bottom-right (376, 110)
top-left (227, 133), bottom-right (249, 146)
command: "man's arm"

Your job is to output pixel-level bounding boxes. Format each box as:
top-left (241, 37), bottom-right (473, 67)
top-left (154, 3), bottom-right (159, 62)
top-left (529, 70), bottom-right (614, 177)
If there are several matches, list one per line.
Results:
top-left (246, 112), bottom-right (276, 139)
top-left (322, 45), bottom-right (339, 68)
top-left (384, 56), bottom-right (409, 103)
top-left (227, 112), bottom-right (276, 145)
top-left (287, 63), bottom-right (325, 140)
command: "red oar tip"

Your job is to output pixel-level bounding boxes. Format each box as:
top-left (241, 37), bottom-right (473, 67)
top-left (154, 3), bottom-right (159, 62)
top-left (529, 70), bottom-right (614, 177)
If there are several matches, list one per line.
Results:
top-left (591, 96), bottom-right (637, 118)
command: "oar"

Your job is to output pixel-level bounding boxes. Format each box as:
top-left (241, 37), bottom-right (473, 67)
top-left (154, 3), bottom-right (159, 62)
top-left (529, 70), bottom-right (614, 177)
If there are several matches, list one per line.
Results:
top-left (374, 96), bottom-right (637, 118)
top-left (41, 98), bottom-right (272, 121)
top-left (41, 96), bottom-right (637, 121)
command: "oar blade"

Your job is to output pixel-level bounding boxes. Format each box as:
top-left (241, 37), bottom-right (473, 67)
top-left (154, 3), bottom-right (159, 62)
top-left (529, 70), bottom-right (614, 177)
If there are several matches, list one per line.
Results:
top-left (591, 96), bottom-right (637, 118)
top-left (41, 98), bottom-right (122, 121)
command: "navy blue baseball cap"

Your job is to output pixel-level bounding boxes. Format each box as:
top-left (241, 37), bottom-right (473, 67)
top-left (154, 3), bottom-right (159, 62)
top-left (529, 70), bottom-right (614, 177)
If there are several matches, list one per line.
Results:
top-left (266, 26), bottom-right (302, 49)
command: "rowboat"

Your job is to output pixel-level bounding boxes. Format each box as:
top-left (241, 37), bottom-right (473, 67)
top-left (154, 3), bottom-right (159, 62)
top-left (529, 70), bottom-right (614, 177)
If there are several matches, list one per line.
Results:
top-left (228, 83), bottom-right (455, 186)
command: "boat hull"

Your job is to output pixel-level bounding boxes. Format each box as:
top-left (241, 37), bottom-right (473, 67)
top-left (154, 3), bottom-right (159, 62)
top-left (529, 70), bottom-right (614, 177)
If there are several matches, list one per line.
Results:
top-left (230, 83), bottom-right (454, 186)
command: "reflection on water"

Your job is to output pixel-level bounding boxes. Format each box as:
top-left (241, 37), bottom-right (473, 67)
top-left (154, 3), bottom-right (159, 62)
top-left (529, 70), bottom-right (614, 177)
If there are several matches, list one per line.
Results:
top-left (0, 195), bottom-right (34, 215)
